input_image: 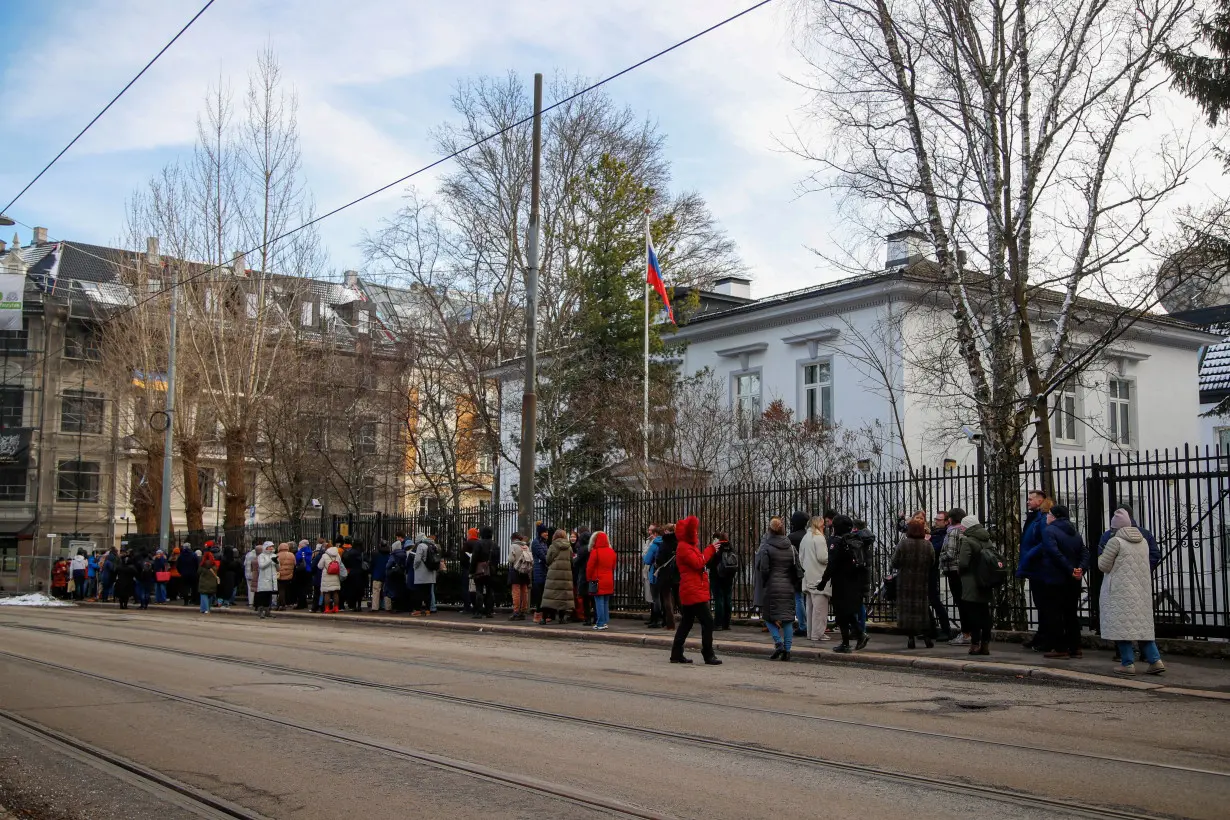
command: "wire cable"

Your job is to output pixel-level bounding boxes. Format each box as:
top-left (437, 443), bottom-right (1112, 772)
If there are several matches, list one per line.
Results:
top-left (1, 0), bottom-right (218, 215)
top-left (2, 0), bottom-right (776, 383)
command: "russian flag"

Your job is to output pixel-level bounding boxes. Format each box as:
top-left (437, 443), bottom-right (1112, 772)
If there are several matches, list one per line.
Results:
top-left (647, 237), bottom-right (674, 325)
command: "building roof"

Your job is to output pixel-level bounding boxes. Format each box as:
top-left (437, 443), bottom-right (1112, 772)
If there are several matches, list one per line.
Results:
top-left (1199, 341), bottom-right (1230, 396)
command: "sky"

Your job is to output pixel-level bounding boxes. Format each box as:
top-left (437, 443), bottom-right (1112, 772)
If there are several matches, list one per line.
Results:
top-left (0, 1), bottom-right (1223, 300)
top-left (0, 0), bottom-right (852, 298)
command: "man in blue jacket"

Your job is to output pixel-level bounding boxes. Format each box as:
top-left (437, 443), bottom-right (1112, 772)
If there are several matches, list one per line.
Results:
top-left (1017, 489), bottom-right (1051, 650)
top-left (531, 523), bottom-right (550, 617)
top-left (1040, 505), bottom-right (1089, 660)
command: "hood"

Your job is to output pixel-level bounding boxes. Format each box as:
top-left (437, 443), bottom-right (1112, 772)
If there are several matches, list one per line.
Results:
top-left (591, 532), bottom-right (611, 551)
top-left (789, 511), bottom-right (809, 533)
top-left (831, 515), bottom-right (853, 536)
top-left (325, 546), bottom-right (340, 558)
top-left (467, 528), bottom-right (479, 541)
top-left (676, 515), bottom-right (699, 547)
top-left (277, 543), bottom-right (289, 553)
top-left (964, 523), bottom-right (990, 543)
top-left (1114, 526), bottom-right (1144, 543)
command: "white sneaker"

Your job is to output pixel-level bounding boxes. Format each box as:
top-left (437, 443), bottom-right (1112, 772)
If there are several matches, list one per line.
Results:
top-left (949, 634), bottom-right (971, 646)
top-left (817, 632), bottom-right (831, 641)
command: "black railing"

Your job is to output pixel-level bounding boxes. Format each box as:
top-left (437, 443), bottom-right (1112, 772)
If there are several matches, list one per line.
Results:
top-left (235, 446), bottom-right (1230, 640)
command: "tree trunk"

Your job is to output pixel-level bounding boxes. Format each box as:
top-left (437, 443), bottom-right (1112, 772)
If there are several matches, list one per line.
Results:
top-left (180, 437), bottom-right (204, 534)
top-left (223, 426), bottom-right (247, 545)
top-left (133, 444), bottom-right (163, 535)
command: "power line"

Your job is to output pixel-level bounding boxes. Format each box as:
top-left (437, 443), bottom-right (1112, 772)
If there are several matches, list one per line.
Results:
top-left (2, 0), bottom-right (777, 384)
top-left (1, 0), bottom-right (218, 216)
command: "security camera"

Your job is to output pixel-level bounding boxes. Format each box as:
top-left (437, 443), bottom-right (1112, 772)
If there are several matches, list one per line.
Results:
top-left (961, 425), bottom-right (982, 444)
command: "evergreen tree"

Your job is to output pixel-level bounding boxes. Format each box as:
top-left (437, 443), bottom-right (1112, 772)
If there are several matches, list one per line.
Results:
top-left (1166, 0), bottom-right (1230, 125)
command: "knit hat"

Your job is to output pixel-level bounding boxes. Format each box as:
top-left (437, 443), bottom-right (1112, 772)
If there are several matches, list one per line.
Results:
top-left (962, 513), bottom-right (980, 528)
top-left (1051, 505), bottom-right (1070, 520)
top-left (1110, 508), bottom-right (1132, 529)
top-left (831, 514), bottom-right (854, 536)
top-left (467, 528), bottom-right (479, 541)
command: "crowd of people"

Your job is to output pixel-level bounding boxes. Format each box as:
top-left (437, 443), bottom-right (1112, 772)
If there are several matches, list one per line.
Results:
top-left (47, 492), bottom-right (1165, 674)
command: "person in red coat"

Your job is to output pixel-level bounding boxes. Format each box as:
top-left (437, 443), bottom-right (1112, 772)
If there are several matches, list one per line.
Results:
top-left (585, 531), bottom-right (617, 630)
top-left (670, 515), bottom-right (722, 665)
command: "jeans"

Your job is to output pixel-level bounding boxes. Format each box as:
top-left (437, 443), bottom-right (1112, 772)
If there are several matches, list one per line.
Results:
top-left (1029, 583), bottom-right (1051, 647)
top-left (857, 604), bottom-right (867, 633)
top-left (200, 593), bottom-right (212, 614)
top-left (766, 619), bottom-right (794, 651)
top-left (711, 577), bottom-right (734, 629)
top-left (1116, 640), bottom-right (1161, 666)
top-left (430, 584), bottom-right (437, 612)
top-left (794, 592), bottom-right (807, 633)
top-left (836, 612), bottom-right (863, 645)
top-left (594, 594), bottom-right (611, 627)
top-left (134, 584), bottom-right (150, 609)
top-left (155, 582), bottom-right (167, 603)
top-left (72, 571), bottom-right (86, 600)
top-left (671, 602), bottom-right (715, 660)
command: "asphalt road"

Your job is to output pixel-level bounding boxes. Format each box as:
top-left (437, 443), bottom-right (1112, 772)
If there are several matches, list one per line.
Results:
top-left (0, 607), bottom-right (1226, 820)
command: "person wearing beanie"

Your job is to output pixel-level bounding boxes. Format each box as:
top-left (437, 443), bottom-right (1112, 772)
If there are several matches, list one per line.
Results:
top-left (1098, 506), bottom-right (1160, 568)
top-left (955, 513), bottom-right (994, 655)
top-left (940, 509), bottom-right (972, 646)
top-left (1040, 504), bottom-right (1089, 660)
top-left (1099, 510), bottom-right (1165, 675)
top-left (819, 515), bottom-right (870, 653)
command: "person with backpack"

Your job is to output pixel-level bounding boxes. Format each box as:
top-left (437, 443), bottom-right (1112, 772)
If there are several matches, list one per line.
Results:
top-left (383, 540), bottom-right (408, 612)
top-left (787, 511), bottom-right (810, 636)
top-left (1040, 505), bottom-right (1088, 660)
top-left (799, 516), bottom-right (829, 641)
top-left (670, 515), bottom-right (722, 665)
top-left (940, 509), bottom-right (972, 647)
top-left (707, 532), bottom-right (738, 631)
top-left (411, 534), bottom-right (439, 616)
top-left (642, 524), bottom-right (663, 628)
top-left (316, 544), bottom-right (346, 614)
top-left (956, 514), bottom-right (995, 655)
top-left (654, 523), bottom-right (679, 629)
top-left (585, 530), bottom-right (617, 630)
top-left (819, 515), bottom-right (870, 653)
top-left (850, 520), bottom-right (876, 635)
top-left (759, 517), bottom-right (798, 660)
top-left (508, 533), bottom-right (533, 620)
top-left (294, 539), bottom-right (315, 610)
top-left (470, 527), bottom-right (499, 619)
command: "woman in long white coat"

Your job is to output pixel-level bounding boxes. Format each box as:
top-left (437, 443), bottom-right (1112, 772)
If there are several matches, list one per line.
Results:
top-left (799, 516), bottom-right (830, 641)
top-left (1098, 509), bottom-right (1164, 675)
top-left (255, 545), bottom-right (280, 619)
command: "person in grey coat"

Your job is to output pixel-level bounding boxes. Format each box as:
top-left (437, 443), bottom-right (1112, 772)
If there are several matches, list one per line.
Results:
top-left (411, 535), bottom-right (438, 616)
top-left (760, 517), bottom-right (798, 661)
top-left (1099, 509), bottom-right (1165, 675)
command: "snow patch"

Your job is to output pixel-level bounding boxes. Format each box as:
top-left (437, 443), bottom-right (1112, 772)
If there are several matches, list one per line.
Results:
top-left (0, 593), bottom-right (74, 607)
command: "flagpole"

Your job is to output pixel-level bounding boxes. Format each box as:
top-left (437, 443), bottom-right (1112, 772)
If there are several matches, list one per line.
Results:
top-left (643, 208), bottom-right (650, 475)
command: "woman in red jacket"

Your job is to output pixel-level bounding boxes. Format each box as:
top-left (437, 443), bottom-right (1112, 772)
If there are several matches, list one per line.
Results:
top-left (585, 531), bottom-right (617, 630)
top-left (670, 515), bottom-right (722, 665)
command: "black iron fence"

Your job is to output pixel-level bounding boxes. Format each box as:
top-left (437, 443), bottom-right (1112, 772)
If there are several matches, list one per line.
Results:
top-left (236, 446), bottom-right (1230, 640)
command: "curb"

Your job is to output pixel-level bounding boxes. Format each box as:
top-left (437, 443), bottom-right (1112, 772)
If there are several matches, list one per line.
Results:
top-left (68, 602), bottom-right (1230, 700)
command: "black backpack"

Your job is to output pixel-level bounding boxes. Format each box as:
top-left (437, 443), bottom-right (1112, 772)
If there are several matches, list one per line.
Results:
top-left (421, 541), bottom-right (441, 572)
top-left (975, 543), bottom-right (1010, 589)
top-left (716, 547), bottom-right (740, 579)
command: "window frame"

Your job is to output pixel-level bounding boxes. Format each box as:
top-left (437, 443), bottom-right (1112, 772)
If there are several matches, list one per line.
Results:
top-left (0, 388), bottom-right (23, 430)
top-left (730, 368), bottom-right (763, 441)
top-left (1107, 376), bottom-right (1135, 448)
top-left (57, 460), bottom-right (100, 503)
top-left (1051, 383), bottom-right (1081, 446)
top-left (798, 357), bottom-right (834, 427)
top-left (1217, 427), bottom-right (1230, 452)
top-left (63, 322), bottom-right (101, 361)
top-left (198, 467), bottom-right (216, 508)
top-left (60, 390), bottom-right (105, 435)
top-left (0, 466), bottom-right (27, 501)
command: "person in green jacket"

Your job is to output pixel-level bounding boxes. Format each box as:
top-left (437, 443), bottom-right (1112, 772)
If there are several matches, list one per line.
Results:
top-left (955, 514), bottom-right (993, 656)
top-left (198, 558), bottom-right (220, 615)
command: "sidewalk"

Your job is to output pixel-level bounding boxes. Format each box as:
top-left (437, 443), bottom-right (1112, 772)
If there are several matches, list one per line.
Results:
top-left (78, 601), bottom-right (1230, 700)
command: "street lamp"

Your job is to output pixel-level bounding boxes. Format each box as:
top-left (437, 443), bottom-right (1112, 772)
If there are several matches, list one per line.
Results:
top-left (0, 215), bottom-right (14, 227)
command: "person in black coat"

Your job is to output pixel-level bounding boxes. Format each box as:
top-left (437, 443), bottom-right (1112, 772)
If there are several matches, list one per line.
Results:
top-left (655, 524), bottom-right (679, 629)
top-left (114, 555), bottom-right (138, 610)
top-left (341, 543), bottom-right (367, 611)
top-left (572, 527), bottom-right (593, 625)
top-left (470, 527), bottom-right (499, 619)
top-left (176, 546), bottom-right (200, 606)
top-left (819, 515), bottom-right (870, 653)
top-left (217, 547), bottom-right (239, 607)
top-left (787, 511), bottom-right (809, 635)
top-left (1040, 505), bottom-right (1089, 660)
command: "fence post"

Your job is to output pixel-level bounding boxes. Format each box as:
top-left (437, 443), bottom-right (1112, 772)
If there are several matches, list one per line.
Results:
top-left (1085, 464), bottom-right (1106, 633)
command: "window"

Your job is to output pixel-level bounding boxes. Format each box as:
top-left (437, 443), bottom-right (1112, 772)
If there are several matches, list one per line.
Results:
top-left (57, 460), bottom-right (100, 503)
top-left (1108, 378), bottom-right (1132, 446)
top-left (0, 319), bottom-right (28, 354)
top-left (358, 477), bottom-right (376, 512)
top-left (64, 323), bottom-right (101, 360)
top-left (0, 389), bottom-right (22, 429)
top-left (199, 467), bottom-right (216, 508)
top-left (0, 467), bottom-right (26, 501)
top-left (1218, 428), bottom-right (1230, 452)
top-left (357, 309), bottom-right (370, 335)
top-left (300, 301), bottom-right (314, 326)
top-left (61, 391), bottom-right (104, 434)
top-left (417, 436), bottom-right (446, 474)
top-left (734, 372), bottom-right (761, 439)
top-left (1052, 385), bottom-right (1079, 444)
top-left (357, 420), bottom-right (377, 456)
top-left (476, 448), bottom-right (495, 476)
top-left (418, 495), bottom-right (440, 517)
top-left (0, 538), bottom-right (16, 572)
top-left (802, 361), bottom-right (833, 426)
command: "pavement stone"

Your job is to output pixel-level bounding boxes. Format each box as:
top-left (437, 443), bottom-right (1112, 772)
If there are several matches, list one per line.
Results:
top-left (73, 601), bottom-right (1230, 698)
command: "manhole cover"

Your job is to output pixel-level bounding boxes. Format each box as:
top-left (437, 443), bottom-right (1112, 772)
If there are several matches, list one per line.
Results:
top-left (211, 683), bottom-right (322, 693)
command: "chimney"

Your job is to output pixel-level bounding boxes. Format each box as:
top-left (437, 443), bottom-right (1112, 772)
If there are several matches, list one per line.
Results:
top-left (712, 275), bottom-right (752, 300)
top-left (232, 251), bottom-right (246, 277)
top-left (886, 229), bottom-right (933, 268)
top-left (146, 237), bottom-right (160, 266)
top-left (344, 270), bottom-right (360, 288)
top-left (32, 226), bottom-right (48, 244)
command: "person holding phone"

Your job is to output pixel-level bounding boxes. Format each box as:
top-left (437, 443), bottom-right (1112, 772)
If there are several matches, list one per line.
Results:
top-left (670, 515), bottom-right (721, 665)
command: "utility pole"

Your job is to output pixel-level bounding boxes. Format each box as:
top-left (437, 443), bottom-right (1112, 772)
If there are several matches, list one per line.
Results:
top-left (158, 249), bottom-right (176, 553)
top-left (517, 73), bottom-right (543, 539)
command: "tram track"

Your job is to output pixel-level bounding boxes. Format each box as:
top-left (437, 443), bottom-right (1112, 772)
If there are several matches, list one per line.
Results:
top-left (0, 708), bottom-right (269, 820)
top-left (4, 617), bottom-right (1225, 782)
top-left (0, 644), bottom-right (1194, 820)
